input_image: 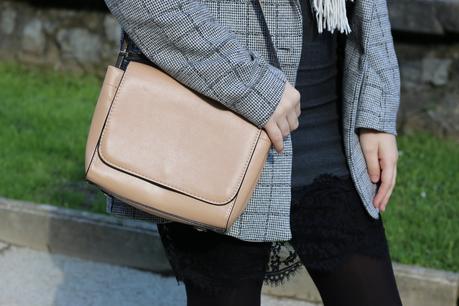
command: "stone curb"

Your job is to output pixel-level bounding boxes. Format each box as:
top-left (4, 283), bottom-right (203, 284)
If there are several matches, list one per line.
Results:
top-left (261, 262), bottom-right (459, 306)
top-left (0, 197), bottom-right (170, 273)
top-left (0, 197), bottom-right (458, 306)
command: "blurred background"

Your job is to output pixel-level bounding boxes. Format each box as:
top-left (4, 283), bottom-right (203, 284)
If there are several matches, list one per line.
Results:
top-left (0, 0), bottom-right (458, 305)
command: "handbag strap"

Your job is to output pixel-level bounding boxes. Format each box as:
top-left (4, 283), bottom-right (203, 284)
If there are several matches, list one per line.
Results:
top-left (252, 0), bottom-right (282, 70)
top-left (116, 0), bottom-right (282, 70)
top-left (116, 31), bottom-right (129, 68)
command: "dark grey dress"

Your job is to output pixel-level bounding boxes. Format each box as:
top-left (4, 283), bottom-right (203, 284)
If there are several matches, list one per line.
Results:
top-left (290, 0), bottom-right (350, 187)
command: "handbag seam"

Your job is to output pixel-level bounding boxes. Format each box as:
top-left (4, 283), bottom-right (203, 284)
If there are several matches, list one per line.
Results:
top-left (99, 186), bottom-right (227, 233)
top-left (98, 62), bottom-right (263, 205)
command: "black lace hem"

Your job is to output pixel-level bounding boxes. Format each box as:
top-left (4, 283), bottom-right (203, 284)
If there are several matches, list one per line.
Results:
top-left (263, 173), bottom-right (390, 287)
top-left (156, 221), bottom-right (273, 296)
top-left (263, 240), bottom-right (304, 287)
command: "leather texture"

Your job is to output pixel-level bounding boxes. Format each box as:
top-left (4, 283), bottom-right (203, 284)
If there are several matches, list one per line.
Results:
top-left (85, 61), bottom-right (272, 232)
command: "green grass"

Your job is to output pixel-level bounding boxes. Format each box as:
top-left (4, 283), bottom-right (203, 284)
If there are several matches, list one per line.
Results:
top-left (0, 61), bottom-right (106, 213)
top-left (382, 131), bottom-right (459, 272)
top-left (0, 61), bottom-right (458, 272)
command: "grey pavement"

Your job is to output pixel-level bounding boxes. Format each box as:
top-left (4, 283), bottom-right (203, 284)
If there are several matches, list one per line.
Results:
top-left (0, 241), bottom-right (318, 306)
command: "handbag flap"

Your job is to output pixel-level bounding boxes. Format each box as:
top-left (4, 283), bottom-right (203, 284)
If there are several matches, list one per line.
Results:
top-left (98, 62), bottom-right (264, 205)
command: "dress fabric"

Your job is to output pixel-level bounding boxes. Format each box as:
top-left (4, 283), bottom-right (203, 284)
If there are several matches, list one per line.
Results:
top-left (154, 0), bottom-right (391, 292)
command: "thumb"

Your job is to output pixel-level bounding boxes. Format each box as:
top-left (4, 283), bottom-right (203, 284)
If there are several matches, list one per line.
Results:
top-left (363, 143), bottom-right (381, 183)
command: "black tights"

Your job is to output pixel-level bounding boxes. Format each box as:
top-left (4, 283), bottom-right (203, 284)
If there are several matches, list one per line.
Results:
top-left (185, 278), bottom-right (265, 306)
top-left (307, 253), bottom-right (403, 306)
top-left (183, 251), bottom-right (403, 306)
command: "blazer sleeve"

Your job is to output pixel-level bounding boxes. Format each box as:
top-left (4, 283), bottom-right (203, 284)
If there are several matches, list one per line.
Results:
top-left (354, 0), bottom-right (401, 136)
top-left (103, 0), bottom-right (288, 129)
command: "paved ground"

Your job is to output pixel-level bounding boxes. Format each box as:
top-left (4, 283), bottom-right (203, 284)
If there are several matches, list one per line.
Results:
top-left (0, 241), bottom-right (318, 306)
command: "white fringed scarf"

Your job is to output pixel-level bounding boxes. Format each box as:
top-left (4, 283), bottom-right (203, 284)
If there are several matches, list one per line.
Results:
top-left (312, 0), bottom-right (354, 34)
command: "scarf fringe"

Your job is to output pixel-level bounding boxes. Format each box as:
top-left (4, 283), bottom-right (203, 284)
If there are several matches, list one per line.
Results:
top-left (312, 0), bottom-right (354, 35)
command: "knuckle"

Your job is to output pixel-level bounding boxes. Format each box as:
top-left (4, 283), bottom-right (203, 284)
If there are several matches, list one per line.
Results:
top-left (272, 134), bottom-right (282, 144)
top-left (291, 88), bottom-right (301, 99)
top-left (292, 120), bottom-right (299, 130)
top-left (385, 155), bottom-right (397, 164)
top-left (364, 145), bottom-right (377, 153)
top-left (286, 98), bottom-right (295, 109)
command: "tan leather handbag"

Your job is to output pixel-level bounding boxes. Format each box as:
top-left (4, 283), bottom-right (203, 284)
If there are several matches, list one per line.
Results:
top-left (84, 0), bottom-right (281, 233)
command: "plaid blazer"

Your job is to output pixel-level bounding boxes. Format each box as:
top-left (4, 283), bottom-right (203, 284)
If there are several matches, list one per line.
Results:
top-left (103, 0), bottom-right (400, 242)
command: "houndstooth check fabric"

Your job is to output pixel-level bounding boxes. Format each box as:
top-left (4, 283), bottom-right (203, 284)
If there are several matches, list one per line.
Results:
top-left (103, 0), bottom-right (400, 242)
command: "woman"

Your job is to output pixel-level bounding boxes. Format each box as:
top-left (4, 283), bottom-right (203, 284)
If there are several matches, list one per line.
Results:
top-left (104, 0), bottom-right (403, 305)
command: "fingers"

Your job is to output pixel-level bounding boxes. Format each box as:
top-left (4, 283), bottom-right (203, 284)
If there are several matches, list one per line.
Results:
top-left (359, 130), bottom-right (398, 211)
top-left (373, 151), bottom-right (397, 211)
top-left (380, 163), bottom-right (397, 212)
top-left (373, 160), bottom-right (392, 210)
top-left (360, 135), bottom-right (381, 183)
top-left (277, 116), bottom-right (290, 138)
top-left (375, 137), bottom-right (398, 211)
top-left (264, 120), bottom-right (284, 154)
top-left (365, 147), bottom-right (381, 183)
top-left (261, 81), bottom-right (301, 154)
top-left (287, 111), bottom-right (299, 132)
top-left (265, 115), bottom-right (296, 154)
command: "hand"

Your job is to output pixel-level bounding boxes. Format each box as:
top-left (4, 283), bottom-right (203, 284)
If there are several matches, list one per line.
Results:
top-left (263, 81), bottom-right (301, 154)
top-left (358, 128), bottom-right (399, 212)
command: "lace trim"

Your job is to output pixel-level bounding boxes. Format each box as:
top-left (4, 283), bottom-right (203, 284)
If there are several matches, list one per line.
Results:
top-left (263, 173), bottom-right (389, 287)
top-left (263, 240), bottom-right (304, 287)
top-left (156, 222), bottom-right (272, 296)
